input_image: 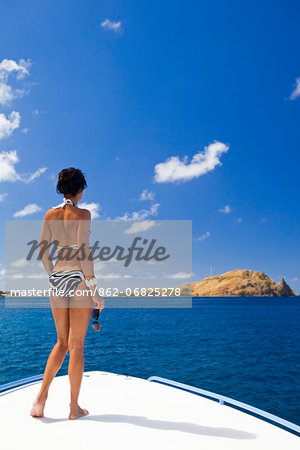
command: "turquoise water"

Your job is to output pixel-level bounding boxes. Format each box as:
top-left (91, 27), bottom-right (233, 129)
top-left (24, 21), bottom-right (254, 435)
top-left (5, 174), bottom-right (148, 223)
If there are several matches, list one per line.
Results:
top-left (0, 297), bottom-right (299, 425)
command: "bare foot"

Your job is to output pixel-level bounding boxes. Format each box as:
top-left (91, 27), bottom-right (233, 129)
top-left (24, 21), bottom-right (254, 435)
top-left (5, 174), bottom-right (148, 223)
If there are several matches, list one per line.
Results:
top-left (30, 396), bottom-right (47, 418)
top-left (69, 405), bottom-right (89, 420)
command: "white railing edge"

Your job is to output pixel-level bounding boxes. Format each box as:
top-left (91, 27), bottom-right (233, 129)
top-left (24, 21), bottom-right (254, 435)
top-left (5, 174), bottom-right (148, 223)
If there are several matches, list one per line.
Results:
top-left (147, 375), bottom-right (300, 437)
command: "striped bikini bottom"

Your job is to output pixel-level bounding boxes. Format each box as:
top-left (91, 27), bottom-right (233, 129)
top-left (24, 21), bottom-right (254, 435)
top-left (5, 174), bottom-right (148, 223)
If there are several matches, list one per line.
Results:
top-left (49, 270), bottom-right (85, 298)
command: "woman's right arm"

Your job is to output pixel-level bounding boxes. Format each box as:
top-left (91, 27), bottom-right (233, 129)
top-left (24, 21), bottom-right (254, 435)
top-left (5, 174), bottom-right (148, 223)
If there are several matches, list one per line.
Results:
top-left (77, 210), bottom-right (105, 310)
top-left (76, 209), bottom-right (94, 279)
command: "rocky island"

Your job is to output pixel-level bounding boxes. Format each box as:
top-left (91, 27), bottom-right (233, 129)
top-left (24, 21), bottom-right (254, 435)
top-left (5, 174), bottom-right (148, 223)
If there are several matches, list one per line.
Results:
top-left (1, 270), bottom-right (295, 298)
top-left (181, 269), bottom-right (295, 297)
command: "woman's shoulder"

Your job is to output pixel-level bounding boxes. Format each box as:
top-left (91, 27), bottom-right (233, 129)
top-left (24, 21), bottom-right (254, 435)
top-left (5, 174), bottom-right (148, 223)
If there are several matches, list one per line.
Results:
top-left (44, 206), bottom-right (91, 220)
top-left (77, 207), bottom-right (91, 219)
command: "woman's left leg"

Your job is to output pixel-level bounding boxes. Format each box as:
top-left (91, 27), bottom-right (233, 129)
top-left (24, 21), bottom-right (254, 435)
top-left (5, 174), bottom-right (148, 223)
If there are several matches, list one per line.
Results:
top-left (30, 298), bottom-right (69, 417)
top-left (68, 283), bottom-right (93, 419)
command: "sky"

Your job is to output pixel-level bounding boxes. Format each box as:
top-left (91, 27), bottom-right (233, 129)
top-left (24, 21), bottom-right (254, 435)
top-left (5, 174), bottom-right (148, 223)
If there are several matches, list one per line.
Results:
top-left (0, 0), bottom-right (299, 292)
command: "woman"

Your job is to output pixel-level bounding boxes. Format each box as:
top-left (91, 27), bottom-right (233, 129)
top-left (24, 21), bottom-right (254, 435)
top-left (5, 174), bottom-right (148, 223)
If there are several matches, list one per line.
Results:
top-left (30, 168), bottom-right (104, 420)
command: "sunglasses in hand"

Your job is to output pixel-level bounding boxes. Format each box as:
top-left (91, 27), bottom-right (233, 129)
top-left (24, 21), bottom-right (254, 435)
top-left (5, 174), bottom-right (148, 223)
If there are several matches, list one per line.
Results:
top-left (91, 308), bottom-right (102, 332)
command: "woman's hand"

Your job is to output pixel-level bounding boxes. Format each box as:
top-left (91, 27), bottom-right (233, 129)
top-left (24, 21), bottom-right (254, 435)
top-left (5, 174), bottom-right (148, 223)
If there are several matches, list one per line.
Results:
top-left (93, 289), bottom-right (105, 311)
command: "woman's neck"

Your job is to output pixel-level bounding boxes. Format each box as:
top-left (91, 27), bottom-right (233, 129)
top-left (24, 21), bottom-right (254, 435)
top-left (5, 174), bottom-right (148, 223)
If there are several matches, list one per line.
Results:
top-left (64, 197), bottom-right (77, 206)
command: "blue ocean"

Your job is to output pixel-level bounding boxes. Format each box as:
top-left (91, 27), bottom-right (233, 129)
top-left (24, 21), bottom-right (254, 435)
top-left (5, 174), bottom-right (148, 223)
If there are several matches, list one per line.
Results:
top-left (0, 297), bottom-right (299, 426)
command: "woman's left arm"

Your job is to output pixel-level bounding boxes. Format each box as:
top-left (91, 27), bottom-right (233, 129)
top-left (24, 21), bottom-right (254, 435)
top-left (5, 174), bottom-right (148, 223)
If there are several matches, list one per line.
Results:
top-left (39, 214), bottom-right (54, 275)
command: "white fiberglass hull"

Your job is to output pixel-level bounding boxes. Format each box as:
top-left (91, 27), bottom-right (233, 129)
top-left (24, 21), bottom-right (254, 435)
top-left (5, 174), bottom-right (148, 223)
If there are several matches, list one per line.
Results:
top-left (0, 371), bottom-right (299, 450)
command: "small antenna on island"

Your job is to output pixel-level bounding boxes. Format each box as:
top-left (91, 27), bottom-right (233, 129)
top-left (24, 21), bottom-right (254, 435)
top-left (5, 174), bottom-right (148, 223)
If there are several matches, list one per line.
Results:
top-left (210, 265), bottom-right (213, 277)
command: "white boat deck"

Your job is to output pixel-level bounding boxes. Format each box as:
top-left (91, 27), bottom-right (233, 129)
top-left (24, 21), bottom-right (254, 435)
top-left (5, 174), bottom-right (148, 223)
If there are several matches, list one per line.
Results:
top-left (0, 371), bottom-right (299, 450)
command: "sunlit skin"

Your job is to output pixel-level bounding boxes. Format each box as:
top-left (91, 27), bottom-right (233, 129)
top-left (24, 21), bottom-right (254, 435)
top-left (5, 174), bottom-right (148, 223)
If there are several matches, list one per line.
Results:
top-left (30, 188), bottom-right (104, 420)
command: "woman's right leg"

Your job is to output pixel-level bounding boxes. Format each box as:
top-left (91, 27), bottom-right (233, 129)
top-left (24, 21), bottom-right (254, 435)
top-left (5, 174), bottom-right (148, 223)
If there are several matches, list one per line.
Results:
top-left (68, 282), bottom-right (93, 419)
top-left (30, 296), bottom-right (69, 417)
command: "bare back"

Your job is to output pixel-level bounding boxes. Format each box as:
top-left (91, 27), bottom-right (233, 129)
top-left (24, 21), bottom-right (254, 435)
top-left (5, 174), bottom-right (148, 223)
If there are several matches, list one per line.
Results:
top-left (43, 204), bottom-right (91, 272)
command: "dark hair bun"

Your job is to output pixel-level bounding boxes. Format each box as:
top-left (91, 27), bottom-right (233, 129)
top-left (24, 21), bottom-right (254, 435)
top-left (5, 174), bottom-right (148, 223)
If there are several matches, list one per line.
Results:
top-left (56, 168), bottom-right (87, 196)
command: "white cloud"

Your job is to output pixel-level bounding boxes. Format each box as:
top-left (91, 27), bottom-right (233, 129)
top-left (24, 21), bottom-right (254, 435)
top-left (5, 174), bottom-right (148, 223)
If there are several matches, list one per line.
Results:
top-left (0, 150), bottom-right (47, 183)
top-left (26, 167), bottom-right (47, 182)
top-left (0, 193), bottom-right (7, 202)
top-left (9, 270), bottom-right (45, 279)
top-left (6, 260), bottom-right (42, 272)
top-left (101, 257), bottom-right (121, 264)
top-left (125, 220), bottom-right (157, 234)
top-left (48, 173), bottom-right (57, 187)
top-left (115, 203), bottom-right (160, 221)
top-left (96, 272), bottom-right (126, 279)
top-left (0, 83), bottom-right (13, 105)
top-left (154, 141), bottom-right (229, 183)
top-left (0, 83), bottom-right (25, 106)
top-left (13, 203), bottom-right (42, 217)
top-left (0, 59), bottom-right (31, 106)
top-left (101, 19), bottom-right (122, 33)
top-left (32, 109), bottom-right (46, 118)
top-left (195, 231), bottom-right (210, 241)
top-left (289, 77), bottom-right (300, 100)
top-left (0, 150), bottom-right (20, 181)
top-left (167, 272), bottom-right (193, 279)
top-left (93, 261), bottom-right (106, 272)
top-left (218, 205), bottom-right (231, 214)
top-left (10, 257), bottom-right (29, 268)
top-left (79, 202), bottom-right (100, 219)
top-left (0, 59), bottom-right (31, 80)
top-left (140, 189), bottom-right (155, 201)
top-left (0, 111), bottom-right (20, 139)
top-left (144, 260), bottom-right (161, 265)
top-left (237, 217), bottom-right (243, 223)
top-left (27, 272), bottom-right (46, 279)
